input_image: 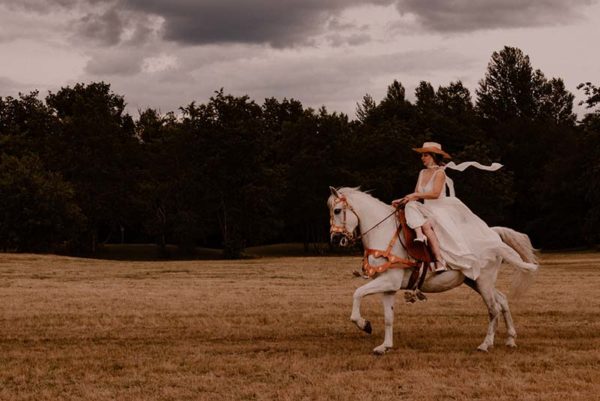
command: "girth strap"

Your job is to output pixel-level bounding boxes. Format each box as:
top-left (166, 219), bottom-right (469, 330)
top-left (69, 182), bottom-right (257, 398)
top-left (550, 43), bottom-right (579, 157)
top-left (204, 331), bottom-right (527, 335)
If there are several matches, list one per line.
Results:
top-left (406, 262), bottom-right (429, 290)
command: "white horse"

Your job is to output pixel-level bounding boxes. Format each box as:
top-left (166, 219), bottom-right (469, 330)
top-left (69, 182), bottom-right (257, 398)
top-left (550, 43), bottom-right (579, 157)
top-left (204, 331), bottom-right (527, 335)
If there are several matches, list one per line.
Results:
top-left (328, 187), bottom-right (538, 354)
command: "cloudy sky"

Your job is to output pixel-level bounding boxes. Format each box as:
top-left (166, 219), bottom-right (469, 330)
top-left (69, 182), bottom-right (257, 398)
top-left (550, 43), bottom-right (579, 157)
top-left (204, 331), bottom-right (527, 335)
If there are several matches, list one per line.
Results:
top-left (1, 0), bottom-right (599, 118)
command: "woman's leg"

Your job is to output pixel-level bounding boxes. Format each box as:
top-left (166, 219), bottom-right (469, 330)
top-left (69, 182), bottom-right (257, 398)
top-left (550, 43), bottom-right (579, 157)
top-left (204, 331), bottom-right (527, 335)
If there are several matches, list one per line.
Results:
top-left (422, 221), bottom-right (447, 272)
top-left (405, 202), bottom-right (427, 240)
top-left (405, 201), bottom-right (445, 270)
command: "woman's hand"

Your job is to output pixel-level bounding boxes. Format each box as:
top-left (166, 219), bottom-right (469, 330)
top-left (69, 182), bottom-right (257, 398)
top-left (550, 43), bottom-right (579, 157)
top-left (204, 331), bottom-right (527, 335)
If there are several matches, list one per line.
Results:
top-left (391, 198), bottom-right (403, 208)
top-left (392, 193), bottom-right (419, 208)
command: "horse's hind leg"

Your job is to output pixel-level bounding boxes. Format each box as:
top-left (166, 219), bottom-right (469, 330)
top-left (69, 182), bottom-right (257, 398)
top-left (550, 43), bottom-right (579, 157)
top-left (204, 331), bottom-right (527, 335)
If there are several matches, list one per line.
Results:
top-left (495, 290), bottom-right (517, 347)
top-left (466, 276), bottom-right (513, 350)
top-left (373, 291), bottom-right (395, 355)
top-left (475, 277), bottom-right (501, 352)
top-left (465, 278), bottom-right (517, 347)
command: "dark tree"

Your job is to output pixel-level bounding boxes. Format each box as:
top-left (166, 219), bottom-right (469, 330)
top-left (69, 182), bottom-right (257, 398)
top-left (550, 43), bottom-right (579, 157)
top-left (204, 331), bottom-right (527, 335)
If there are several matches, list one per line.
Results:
top-left (577, 83), bottom-right (600, 244)
top-left (356, 94), bottom-right (377, 124)
top-left (1, 61), bottom-right (597, 255)
top-left (476, 46), bottom-right (537, 122)
top-left (0, 154), bottom-right (84, 251)
top-left (577, 82), bottom-right (600, 110)
top-left (0, 91), bottom-right (59, 158)
top-left (346, 82), bottom-right (420, 203)
top-left (45, 82), bottom-right (140, 252)
top-left (179, 90), bottom-right (282, 258)
top-left (415, 81), bottom-right (436, 113)
top-left (475, 47), bottom-right (580, 245)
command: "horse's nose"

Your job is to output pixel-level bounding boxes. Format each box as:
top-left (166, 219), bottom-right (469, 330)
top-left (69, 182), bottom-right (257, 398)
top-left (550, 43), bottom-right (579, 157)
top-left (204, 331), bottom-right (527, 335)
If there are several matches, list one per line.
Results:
top-left (330, 233), bottom-right (342, 246)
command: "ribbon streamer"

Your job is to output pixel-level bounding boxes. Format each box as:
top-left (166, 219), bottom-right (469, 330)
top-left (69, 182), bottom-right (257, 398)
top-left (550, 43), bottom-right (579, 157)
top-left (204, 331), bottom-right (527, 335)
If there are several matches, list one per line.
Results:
top-left (443, 161), bottom-right (503, 197)
top-left (445, 161), bottom-right (503, 172)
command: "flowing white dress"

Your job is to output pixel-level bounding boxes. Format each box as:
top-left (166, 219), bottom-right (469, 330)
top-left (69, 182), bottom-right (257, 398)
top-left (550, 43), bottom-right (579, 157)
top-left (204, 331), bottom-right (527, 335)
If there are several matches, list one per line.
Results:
top-left (404, 168), bottom-right (510, 280)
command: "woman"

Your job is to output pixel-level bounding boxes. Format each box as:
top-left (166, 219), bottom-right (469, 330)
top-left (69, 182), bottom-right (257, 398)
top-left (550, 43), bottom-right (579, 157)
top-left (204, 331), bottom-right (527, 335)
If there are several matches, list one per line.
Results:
top-left (392, 142), bottom-right (506, 279)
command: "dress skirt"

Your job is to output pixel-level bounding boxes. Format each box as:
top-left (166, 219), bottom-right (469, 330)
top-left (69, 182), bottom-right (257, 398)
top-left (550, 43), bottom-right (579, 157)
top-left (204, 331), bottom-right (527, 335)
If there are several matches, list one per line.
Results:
top-left (404, 198), bottom-right (509, 280)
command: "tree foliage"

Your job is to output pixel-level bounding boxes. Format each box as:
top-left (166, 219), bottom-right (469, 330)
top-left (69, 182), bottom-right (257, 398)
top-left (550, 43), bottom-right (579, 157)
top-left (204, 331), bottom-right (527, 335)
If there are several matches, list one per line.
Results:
top-left (577, 83), bottom-right (600, 244)
top-left (44, 82), bottom-right (140, 251)
top-left (1, 47), bottom-right (599, 255)
top-left (0, 154), bottom-right (84, 251)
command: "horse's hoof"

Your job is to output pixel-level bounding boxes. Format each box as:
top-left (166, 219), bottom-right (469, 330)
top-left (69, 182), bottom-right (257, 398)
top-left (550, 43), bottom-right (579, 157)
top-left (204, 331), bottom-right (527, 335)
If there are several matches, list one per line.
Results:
top-left (505, 338), bottom-right (517, 348)
top-left (477, 344), bottom-right (490, 352)
top-left (373, 345), bottom-right (391, 355)
top-left (364, 320), bottom-right (372, 334)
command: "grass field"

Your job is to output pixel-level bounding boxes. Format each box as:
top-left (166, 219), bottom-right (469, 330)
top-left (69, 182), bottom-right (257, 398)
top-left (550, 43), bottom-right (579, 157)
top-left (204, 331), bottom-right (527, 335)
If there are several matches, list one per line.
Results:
top-left (0, 252), bottom-right (599, 400)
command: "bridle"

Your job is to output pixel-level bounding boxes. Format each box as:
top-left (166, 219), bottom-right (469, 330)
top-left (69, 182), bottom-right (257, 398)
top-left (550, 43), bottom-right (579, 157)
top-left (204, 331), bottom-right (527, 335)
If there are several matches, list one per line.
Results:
top-left (330, 194), bottom-right (419, 277)
top-left (329, 196), bottom-right (360, 246)
top-left (329, 195), bottom-right (397, 245)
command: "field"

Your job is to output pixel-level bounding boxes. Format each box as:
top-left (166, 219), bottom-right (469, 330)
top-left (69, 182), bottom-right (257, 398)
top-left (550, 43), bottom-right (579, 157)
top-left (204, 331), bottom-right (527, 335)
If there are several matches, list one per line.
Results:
top-left (0, 252), bottom-right (599, 401)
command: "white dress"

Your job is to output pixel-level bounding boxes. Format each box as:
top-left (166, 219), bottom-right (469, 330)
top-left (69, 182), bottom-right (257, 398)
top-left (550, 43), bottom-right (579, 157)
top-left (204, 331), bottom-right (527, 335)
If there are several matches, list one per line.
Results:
top-left (404, 168), bottom-right (510, 280)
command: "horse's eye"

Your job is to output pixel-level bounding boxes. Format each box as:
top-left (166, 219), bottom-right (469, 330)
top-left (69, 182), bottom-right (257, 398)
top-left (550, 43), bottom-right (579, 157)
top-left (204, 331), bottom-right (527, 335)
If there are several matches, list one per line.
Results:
top-left (334, 209), bottom-right (341, 215)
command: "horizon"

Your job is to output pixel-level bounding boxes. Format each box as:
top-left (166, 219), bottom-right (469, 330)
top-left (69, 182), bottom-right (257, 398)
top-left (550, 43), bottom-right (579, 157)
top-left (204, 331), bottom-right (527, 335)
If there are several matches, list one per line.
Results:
top-left (1, 0), bottom-right (599, 119)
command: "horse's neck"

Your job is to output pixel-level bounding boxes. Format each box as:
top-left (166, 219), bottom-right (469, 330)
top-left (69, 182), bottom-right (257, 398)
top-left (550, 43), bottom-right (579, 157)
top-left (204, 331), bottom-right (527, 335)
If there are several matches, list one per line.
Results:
top-left (350, 195), bottom-right (407, 257)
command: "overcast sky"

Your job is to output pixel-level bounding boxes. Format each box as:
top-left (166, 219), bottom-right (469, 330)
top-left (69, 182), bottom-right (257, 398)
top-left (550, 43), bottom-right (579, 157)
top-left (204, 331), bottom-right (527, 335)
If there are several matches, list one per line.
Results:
top-left (1, 0), bottom-right (599, 118)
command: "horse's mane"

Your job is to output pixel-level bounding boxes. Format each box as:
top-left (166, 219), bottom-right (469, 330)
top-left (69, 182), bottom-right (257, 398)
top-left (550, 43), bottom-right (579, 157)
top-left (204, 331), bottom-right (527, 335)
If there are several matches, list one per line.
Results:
top-left (333, 187), bottom-right (394, 212)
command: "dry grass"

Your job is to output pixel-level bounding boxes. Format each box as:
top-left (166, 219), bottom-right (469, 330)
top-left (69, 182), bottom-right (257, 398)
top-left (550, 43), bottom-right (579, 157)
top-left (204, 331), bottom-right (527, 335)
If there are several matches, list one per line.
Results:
top-left (0, 252), bottom-right (598, 401)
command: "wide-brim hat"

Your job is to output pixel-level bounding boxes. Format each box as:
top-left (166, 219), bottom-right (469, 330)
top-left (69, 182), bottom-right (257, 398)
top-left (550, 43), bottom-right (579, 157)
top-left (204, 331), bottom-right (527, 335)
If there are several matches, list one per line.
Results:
top-left (412, 142), bottom-right (451, 159)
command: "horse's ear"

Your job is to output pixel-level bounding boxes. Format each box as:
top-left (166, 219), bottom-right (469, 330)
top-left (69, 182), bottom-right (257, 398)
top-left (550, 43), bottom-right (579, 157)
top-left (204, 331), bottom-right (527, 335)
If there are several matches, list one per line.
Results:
top-left (329, 186), bottom-right (341, 198)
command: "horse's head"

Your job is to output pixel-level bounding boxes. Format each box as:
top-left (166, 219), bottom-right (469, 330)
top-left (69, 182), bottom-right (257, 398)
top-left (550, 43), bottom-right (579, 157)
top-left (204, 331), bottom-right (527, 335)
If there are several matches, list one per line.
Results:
top-left (328, 186), bottom-right (360, 247)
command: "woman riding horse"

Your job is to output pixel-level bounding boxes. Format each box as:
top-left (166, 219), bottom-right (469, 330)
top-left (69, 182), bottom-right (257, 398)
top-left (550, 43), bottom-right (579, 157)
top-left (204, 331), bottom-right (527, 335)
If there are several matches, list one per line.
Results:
top-left (392, 142), bottom-right (508, 279)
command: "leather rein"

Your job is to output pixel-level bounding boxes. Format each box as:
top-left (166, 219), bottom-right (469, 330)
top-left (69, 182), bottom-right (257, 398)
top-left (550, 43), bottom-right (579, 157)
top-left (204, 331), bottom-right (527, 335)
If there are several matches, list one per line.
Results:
top-left (330, 196), bottom-right (418, 277)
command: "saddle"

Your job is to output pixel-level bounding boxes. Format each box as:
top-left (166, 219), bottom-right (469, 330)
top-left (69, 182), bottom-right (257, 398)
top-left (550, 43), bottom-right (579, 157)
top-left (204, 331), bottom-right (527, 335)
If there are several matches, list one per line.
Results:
top-left (395, 209), bottom-right (433, 263)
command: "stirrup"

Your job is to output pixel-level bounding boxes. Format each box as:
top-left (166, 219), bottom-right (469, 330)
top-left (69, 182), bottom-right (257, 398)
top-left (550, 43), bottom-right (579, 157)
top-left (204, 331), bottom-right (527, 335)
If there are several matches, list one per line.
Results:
top-left (433, 260), bottom-right (447, 273)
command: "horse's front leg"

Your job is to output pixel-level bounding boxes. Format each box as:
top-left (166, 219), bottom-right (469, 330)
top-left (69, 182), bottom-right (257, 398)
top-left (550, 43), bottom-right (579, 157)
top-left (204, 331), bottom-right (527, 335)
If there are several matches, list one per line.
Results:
top-left (350, 282), bottom-right (373, 334)
top-left (350, 272), bottom-right (402, 336)
top-left (373, 291), bottom-right (396, 355)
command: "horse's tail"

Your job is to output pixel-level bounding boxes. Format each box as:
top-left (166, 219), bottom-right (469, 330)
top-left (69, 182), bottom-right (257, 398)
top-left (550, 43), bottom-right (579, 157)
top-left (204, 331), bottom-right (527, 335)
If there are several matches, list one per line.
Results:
top-left (492, 226), bottom-right (539, 298)
top-left (493, 226), bottom-right (538, 265)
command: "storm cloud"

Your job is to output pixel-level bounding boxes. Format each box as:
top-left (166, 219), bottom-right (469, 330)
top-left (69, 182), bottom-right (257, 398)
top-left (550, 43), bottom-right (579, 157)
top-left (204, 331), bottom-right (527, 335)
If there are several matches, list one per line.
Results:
top-left (74, 6), bottom-right (124, 46)
top-left (121, 0), bottom-right (393, 47)
top-left (395, 0), bottom-right (597, 32)
top-left (5, 0), bottom-right (597, 49)
top-left (73, 0), bottom-right (598, 48)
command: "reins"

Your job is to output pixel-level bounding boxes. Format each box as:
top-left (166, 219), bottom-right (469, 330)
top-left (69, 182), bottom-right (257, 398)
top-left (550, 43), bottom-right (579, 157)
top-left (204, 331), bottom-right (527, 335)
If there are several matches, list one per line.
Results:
top-left (330, 196), bottom-right (397, 244)
top-left (330, 194), bottom-right (418, 277)
top-left (354, 209), bottom-right (398, 242)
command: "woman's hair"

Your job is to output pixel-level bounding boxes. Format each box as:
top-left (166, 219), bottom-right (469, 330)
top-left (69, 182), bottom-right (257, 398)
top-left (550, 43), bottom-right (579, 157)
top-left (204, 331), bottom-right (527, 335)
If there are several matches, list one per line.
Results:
top-left (425, 152), bottom-right (445, 166)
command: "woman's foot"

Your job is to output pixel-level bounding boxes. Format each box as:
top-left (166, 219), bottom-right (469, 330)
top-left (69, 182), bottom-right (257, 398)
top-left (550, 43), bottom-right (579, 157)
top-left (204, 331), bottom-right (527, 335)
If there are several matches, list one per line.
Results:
top-left (413, 235), bottom-right (427, 245)
top-left (413, 227), bottom-right (427, 245)
top-left (433, 260), bottom-right (447, 273)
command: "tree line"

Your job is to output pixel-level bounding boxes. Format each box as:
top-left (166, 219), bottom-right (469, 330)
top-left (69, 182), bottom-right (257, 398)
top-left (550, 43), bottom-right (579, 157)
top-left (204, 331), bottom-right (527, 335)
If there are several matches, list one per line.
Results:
top-left (1, 46), bottom-right (599, 257)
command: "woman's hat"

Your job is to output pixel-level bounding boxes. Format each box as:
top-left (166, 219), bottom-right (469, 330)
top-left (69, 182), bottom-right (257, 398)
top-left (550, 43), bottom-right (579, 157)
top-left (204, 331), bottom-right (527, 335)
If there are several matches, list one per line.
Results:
top-left (412, 142), bottom-right (451, 159)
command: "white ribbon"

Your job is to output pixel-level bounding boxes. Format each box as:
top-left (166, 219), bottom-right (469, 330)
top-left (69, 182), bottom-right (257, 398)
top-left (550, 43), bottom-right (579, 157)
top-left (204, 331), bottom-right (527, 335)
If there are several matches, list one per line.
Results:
top-left (443, 161), bottom-right (503, 197)
top-left (445, 161), bottom-right (503, 172)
